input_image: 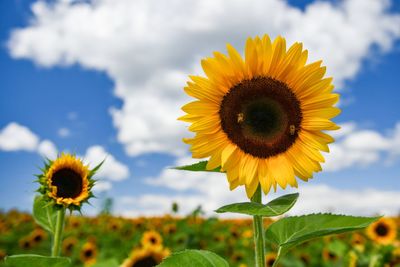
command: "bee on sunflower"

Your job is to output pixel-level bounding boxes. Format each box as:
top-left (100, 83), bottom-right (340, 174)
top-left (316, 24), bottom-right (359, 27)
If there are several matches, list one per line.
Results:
top-left (180, 34), bottom-right (340, 198)
top-left (366, 217), bottom-right (397, 245)
top-left (179, 34), bottom-right (340, 267)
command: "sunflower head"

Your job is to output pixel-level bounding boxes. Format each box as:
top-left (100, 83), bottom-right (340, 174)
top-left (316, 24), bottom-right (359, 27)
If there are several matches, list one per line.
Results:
top-left (141, 230), bottom-right (163, 249)
top-left (29, 228), bottom-right (47, 245)
top-left (36, 153), bottom-right (102, 211)
top-left (62, 236), bottom-right (78, 256)
top-left (180, 34), bottom-right (340, 198)
top-left (79, 242), bottom-right (97, 266)
top-left (122, 246), bottom-right (169, 267)
top-left (322, 248), bottom-right (338, 262)
top-left (265, 252), bottom-right (277, 267)
top-left (367, 217), bottom-right (397, 245)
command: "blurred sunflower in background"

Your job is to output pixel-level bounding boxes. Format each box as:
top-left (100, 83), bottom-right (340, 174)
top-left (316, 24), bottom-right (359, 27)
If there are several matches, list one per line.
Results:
top-left (80, 241), bottom-right (97, 266)
top-left (36, 153), bottom-right (100, 210)
top-left (265, 252), bottom-right (277, 267)
top-left (180, 34), bottom-right (340, 198)
top-left (141, 230), bottom-right (163, 249)
top-left (322, 248), bottom-right (338, 262)
top-left (367, 217), bottom-right (397, 245)
top-left (29, 228), bottom-right (47, 245)
top-left (121, 246), bottom-right (170, 267)
top-left (62, 236), bottom-right (78, 256)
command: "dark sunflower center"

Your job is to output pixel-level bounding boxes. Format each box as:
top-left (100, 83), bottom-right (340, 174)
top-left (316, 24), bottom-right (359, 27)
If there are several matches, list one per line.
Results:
top-left (328, 252), bottom-right (337, 260)
top-left (150, 237), bottom-right (157, 244)
top-left (84, 249), bottom-right (93, 258)
top-left (132, 256), bottom-right (158, 267)
top-left (33, 234), bottom-right (42, 242)
top-left (66, 243), bottom-right (74, 252)
top-left (375, 223), bottom-right (389, 236)
top-left (219, 77), bottom-right (302, 158)
top-left (51, 168), bottom-right (83, 198)
top-left (267, 258), bottom-right (275, 266)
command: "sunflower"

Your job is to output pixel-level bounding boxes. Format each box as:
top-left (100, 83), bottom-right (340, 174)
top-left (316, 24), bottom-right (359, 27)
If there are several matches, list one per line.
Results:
top-left (265, 252), bottom-right (277, 267)
top-left (29, 228), bottom-right (47, 245)
top-left (121, 246), bottom-right (170, 267)
top-left (37, 153), bottom-right (100, 210)
top-left (79, 242), bottom-right (97, 266)
top-left (0, 249), bottom-right (6, 261)
top-left (18, 236), bottom-right (33, 250)
top-left (231, 252), bottom-right (244, 263)
top-left (141, 230), bottom-right (163, 249)
top-left (322, 248), bottom-right (338, 262)
top-left (180, 34), bottom-right (340, 198)
top-left (367, 217), bottom-right (397, 245)
top-left (163, 223), bottom-right (177, 235)
top-left (62, 236), bottom-right (78, 256)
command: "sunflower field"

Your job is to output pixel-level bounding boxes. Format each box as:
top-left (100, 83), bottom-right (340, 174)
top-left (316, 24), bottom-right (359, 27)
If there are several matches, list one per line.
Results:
top-left (0, 208), bottom-right (399, 267)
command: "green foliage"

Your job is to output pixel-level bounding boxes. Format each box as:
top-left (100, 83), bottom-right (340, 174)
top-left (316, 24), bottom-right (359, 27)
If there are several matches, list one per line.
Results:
top-left (5, 254), bottom-right (70, 267)
top-left (215, 193), bottom-right (299, 217)
top-left (91, 259), bottom-right (119, 267)
top-left (33, 196), bottom-right (58, 234)
top-left (158, 249), bottom-right (229, 267)
top-left (173, 161), bottom-right (222, 172)
top-left (265, 213), bottom-right (380, 259)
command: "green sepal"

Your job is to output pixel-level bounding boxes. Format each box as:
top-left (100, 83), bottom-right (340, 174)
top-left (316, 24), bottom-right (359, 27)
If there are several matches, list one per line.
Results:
top-left (172, 161), bottom-right (222, 172)
top-left (215, 193), bottom-right (299, 217)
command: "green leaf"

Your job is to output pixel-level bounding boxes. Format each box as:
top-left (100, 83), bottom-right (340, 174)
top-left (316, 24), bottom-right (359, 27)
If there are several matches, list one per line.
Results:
top-left (5, 254), bottom-right (70, 267)
top-left (215, 193), bottom-right (299, 217)
top-left (33, 195), bottom-right (58, 234)
top-left (157, 249), bottom-right (229, 267)
top-left (265, 213), bottom-right (380, 257)
top-left (172, 161), bottom-right (222, 172)
top-left (91, 259), bottom-right (119, 267)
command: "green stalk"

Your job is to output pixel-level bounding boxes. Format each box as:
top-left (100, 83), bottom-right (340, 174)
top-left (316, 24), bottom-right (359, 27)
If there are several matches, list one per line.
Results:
top-left (251, 185), bottom-right (265, 267)
top-left (51, 208), bottom-right (66, 257)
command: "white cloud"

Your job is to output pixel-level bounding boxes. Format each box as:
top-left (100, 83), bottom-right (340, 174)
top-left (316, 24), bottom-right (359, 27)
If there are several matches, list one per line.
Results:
top-left (37, 139), bottom-right (58, 159)
top-left (291, 184), bottom-right (400, 216)
top-left (323, 121), bottom-right (400, 171)
top-left (0, 122), bottom-right (59, 159)
top-left (7, 0), bottom-right (400, 156)
top-left (0, 122), bottom-right (40, 151)
top-left (117, 161), bottom-right (400, 217)
top-left (93, 180), bottom-right (113, 192)
top-left (57, 127), bottom-right (70, 138)
top-left (84, 145), bottom-right (130, 181)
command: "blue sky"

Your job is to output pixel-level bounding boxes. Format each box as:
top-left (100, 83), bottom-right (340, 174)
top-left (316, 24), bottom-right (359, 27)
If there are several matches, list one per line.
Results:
top-left (1, 0), bottom-right (400, 217)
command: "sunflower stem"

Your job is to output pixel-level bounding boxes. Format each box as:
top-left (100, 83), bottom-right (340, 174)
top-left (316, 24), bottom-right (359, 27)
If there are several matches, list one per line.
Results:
top-left (252, 185), bottom-right (265, 267)
top-left (51, 207), bottom-right (66, 257)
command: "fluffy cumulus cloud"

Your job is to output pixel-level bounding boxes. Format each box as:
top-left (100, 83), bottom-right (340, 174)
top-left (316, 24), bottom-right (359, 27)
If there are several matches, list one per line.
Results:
top-left (323, 121), bottom-right (400, 171)
top-left (0, 122), bottom-right (57, 158)
top-left (37, 139), bottom-right (58, 159)
top-left (0, 122), bottom-right (40, 151)
top-left (7, 0), bottom-right (400, 156)
top-left (84, 145), bottom-right (130, 181)
top-left (117, 158), bottom-right (400, 217)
